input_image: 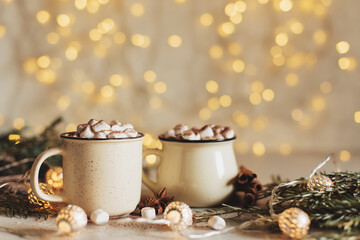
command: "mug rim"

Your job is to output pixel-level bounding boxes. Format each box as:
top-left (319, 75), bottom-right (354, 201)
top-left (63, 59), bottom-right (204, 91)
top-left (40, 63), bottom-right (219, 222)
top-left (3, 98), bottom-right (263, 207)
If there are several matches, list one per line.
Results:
top-left (60, 132), bottom-right (144, 141)
top-left (158, 136), bottom-right (236, 143)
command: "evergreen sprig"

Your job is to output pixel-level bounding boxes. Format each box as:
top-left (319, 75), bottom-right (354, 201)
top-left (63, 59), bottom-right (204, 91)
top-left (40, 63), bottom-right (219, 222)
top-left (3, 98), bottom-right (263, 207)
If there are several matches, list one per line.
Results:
top-left (0, 183), bottom-right (61, 219)
top-left (193, 172), bottom-right (360, 238)
top-left (0, 117), bottom-right (63, 218)
top-left (0, 117), bottom-right (62, 176)
top-left (273, 171), bottom-right (360, 232)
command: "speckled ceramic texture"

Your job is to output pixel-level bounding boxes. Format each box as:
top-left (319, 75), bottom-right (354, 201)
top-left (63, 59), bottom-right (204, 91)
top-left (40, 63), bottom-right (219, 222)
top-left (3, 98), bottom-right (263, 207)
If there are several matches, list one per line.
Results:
top-left (142, 138), bottom-right (238, 207)
top-left (30, 134), bottom-right (144, 216)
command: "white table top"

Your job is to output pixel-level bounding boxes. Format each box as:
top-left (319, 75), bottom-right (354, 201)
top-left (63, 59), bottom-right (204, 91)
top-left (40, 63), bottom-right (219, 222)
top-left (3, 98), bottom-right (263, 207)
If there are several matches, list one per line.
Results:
top-left (0, 213), bottom-right (281, 240)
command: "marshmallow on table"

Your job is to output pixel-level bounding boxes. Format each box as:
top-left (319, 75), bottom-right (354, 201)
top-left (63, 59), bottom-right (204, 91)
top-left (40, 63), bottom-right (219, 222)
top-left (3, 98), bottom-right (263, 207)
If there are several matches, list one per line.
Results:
top-left (92, 120), bottom-right (111, 132)
top-left (174, 124), bottom-right (189, 135)
top-left (88, 119), bottom-right (99, 126)
top-left (90, 209), bottom-right (109, 225)
top-left (80, 125), bottom-right (95, 138)
top-left (141, 207), bottom-right (156, 219)
top-left (221, 127), bottom-right (235, 139)
top-left (208, 216), bottom-right (226, 230)
top-left (200, 125), bottom-right (214, 139)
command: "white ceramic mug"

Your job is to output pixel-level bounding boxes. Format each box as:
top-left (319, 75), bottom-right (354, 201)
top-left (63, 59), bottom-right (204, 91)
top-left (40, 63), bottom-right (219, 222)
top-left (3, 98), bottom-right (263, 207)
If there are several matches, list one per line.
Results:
top-left (142, 137), bottom-right (238, 207)
top-left (30, 133), bottom-right (144, 216)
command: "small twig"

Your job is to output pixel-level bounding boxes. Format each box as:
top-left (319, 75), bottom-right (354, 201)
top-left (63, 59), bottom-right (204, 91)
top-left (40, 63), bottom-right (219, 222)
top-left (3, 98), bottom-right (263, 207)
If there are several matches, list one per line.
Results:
top-left (0, 158), bottom-right (34, 173)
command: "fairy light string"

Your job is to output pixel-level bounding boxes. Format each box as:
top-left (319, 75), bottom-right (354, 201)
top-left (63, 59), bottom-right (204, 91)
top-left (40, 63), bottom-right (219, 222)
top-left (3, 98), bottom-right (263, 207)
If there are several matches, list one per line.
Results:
top-left (269, 154), bottom-right (335, 217)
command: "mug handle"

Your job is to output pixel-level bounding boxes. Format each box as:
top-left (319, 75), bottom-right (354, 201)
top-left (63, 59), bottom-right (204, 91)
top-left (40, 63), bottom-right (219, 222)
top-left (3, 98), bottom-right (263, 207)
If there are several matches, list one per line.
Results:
top-left (30, 147), bottom-right (65, 202)
top-left (142, 149), bottom-right (162, 191)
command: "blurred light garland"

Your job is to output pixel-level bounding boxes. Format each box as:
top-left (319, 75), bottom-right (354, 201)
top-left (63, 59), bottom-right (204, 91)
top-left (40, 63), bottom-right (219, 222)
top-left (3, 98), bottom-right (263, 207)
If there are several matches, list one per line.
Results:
top-left (0, 0), bottom-right (357, 159)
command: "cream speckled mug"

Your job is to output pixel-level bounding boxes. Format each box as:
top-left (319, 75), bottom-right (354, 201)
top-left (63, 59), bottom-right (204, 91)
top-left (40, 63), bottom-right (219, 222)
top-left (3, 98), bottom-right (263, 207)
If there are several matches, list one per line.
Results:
top-left (142, 137), bottom-right (238, 207)
top-left (30, 132), bottom-right (144, 216)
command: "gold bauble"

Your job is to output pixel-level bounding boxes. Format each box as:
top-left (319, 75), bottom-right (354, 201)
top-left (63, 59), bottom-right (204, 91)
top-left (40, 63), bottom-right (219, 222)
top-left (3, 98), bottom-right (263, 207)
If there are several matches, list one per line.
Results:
top-left (28, 183), bottom-right (54, 209)
top-left (307, 175), bottom-right (333, 191)
top-left (45, 167), bottom-right (63, 190)
top-left (56, 205), bottom-right (88, 234)
top-left (164, 201), bottom-right (193, 231)
top-left (278, 207), bottom-right (310, 239)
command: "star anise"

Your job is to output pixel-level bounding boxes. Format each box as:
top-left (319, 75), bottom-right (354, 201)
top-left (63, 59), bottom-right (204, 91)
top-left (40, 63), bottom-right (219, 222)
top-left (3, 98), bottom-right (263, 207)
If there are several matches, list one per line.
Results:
top-left (152, 188), bottom-right (174, 213)
top-left (137, 187), bottom-right (174, 214)
top-left (137, 197), bottom-right (161, 212)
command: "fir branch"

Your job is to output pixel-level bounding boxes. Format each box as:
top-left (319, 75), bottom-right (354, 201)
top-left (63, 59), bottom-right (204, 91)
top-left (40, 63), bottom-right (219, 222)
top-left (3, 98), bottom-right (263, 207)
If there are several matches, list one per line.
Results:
top-left (0, 117), bottom-right (62, 176)
top-left (193, 171), bottom-right (360, 237)
top-left (0, 183), bottom-right (60, 219)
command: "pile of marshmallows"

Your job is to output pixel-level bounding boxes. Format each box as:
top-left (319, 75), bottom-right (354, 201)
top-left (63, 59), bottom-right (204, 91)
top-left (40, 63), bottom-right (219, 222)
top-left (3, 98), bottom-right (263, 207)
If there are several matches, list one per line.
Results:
top-left (161, 124), bottom-right (235, 141)
top-left (64, 119), bottom-right (139, 139)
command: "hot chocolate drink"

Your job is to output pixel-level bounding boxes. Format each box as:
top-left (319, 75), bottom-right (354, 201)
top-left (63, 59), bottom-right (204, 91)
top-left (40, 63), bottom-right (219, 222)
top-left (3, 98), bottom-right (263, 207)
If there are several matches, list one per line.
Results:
top-left (63, 119), bottom-right (140, 139)
top-left (160, 124), bottom-right (235, 141)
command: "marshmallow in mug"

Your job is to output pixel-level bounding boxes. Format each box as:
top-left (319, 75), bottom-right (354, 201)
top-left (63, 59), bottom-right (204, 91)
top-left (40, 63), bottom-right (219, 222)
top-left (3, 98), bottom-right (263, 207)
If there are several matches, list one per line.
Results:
top-left (161, 124), bottom-right (235, 141)
top-left (64, 119), bottom-right (140, 139)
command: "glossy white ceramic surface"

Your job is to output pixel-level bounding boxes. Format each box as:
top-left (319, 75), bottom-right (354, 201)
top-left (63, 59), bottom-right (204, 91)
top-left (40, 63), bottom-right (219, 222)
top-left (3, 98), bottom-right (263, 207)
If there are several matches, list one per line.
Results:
top-left (142, 138), bottom-right (238, 207)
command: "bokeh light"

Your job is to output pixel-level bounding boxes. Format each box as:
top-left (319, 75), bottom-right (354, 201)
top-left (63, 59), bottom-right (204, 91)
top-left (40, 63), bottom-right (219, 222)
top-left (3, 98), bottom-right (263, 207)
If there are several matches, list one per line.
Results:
top-left (154, 81), bottom-right (167, 94)
top-left (36, 11), bottom-right (50, 24)
top-left (279, 0), bottom-right (293, 12)
top-left (285, 73), bottom-right (299, 86)
top-left (354, 111), bottom-right (360, 124)
top-left (339, 150), bottom-right (351, 162)
top-left (13, 118), bottom-right (25, 130)
top-left (57, 95), bottom-right (71, 111)
top-left (57, 14), bottom-right (71, 27)
top-left (275, 33), bottom-right (288, 47)
top-left (219, 95), bottom-right (232, 107)
top-left (0, 25), bottom-right (6, 39)
top-left (200, 13), bottom-right (213, 26)
top-left (205, 80), bottom-right (219, 94)
top-left (144, 70), bottom-right (157, 83)
top-left (336, 41), bottom-right (350, 54)
top-left (252, 142), bottom-right (266, 156)
top-left (209, 45), bottom-right (223, 59)
top-left (101, 85), bottom-right (114, 98)
top-left (130, 3), bottom-right (145, 17)
top-left (262, 89), bottom-right (275, 102)
top-left (279, 143), bottom-right (292, 155)
top-left (168, 35), bottom-right (182, 48)
top-left (109, 74), bottom-right (123, 87)
top-left (199, 108), bottom-right (211, 120)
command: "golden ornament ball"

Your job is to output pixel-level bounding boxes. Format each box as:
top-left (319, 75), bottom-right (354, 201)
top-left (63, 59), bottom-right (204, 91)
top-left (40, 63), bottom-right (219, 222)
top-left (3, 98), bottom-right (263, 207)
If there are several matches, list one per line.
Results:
top-left (307, 174), bottom-right (333, 191)
top-left (164, 201), bottom-right (193, 231)
top-left (45, 167), bottom-right (63, 190)
top-left (56, 205), bottom-right (88, 234)
top-left (278, 207), bottom-right (310, 239)
top-left (28, 183), bottom-right (54, 209)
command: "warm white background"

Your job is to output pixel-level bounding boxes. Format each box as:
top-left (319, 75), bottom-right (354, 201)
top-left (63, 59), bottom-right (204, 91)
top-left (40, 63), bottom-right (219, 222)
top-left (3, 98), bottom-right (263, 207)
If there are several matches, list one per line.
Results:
top-left (0, 0), bottom-right (359, 180)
